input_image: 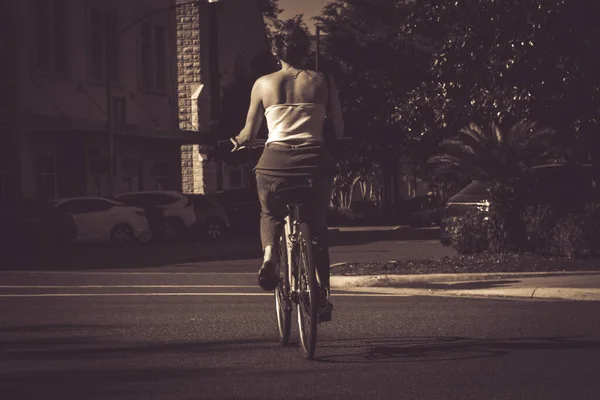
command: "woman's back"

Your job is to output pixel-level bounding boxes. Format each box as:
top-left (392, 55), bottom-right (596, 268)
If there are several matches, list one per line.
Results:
top-left (261, 68), bottom-right (330, 144)
top-left (261, 69), bottom-right (329, 109)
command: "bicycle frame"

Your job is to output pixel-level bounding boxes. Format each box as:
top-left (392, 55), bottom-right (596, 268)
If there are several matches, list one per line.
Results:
top-left (283, 203), bottom-right (301, 300)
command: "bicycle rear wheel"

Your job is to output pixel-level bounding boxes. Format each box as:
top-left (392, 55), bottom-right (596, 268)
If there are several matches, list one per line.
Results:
top-left (275, 234), bottom-right (291, 344)
top-left (296, 222), bottom-right (319, 359)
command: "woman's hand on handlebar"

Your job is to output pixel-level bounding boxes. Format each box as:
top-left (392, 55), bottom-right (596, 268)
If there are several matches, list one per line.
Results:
top-left (218, 137), bottom-right (265, 152)
top-left (230, 137), bottom-right (242, 152)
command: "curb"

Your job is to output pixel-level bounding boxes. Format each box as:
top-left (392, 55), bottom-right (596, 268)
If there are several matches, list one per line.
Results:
top-left (336, 286), bottom-right (600, 302)
top-left (330, 271), bottom-right (600, 287)
top-left (330, 271), bottom-right (600, 302)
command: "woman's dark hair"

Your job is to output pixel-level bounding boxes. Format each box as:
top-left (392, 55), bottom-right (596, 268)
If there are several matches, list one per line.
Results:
top-left (272, 18), bottom-right (311, 69)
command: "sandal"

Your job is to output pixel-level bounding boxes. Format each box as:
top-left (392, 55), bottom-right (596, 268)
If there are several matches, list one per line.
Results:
top-left (258, 260), bottom-right (279, 291)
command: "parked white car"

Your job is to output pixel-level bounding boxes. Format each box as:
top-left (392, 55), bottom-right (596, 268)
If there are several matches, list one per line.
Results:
top-left (46, 197), bottom-right (151, 245)
top-left (114, 191), bottom-right (196, 239)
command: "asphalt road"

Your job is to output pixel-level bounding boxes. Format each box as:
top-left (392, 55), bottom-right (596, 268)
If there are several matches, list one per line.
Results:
top-left (2, 270), bottom-right (600, 400)
top-left (3, 227), bottom-right (456, 272)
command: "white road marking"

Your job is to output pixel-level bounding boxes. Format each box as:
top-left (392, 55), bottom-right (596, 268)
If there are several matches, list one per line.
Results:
top-left (0, 292), bottom-right (408, 298)
top-left (0, 271), bottom-right (256, 275)
top-left (0, 285), bottom-right (256, 289)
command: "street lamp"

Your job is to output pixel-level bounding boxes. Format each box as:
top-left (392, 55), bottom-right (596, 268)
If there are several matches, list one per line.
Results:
top-left (315, 25), bottom-right (321, 72)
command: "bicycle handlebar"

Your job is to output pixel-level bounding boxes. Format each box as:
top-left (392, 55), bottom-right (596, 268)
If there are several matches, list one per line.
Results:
top-left (217, 137), bottom-right (352, 152)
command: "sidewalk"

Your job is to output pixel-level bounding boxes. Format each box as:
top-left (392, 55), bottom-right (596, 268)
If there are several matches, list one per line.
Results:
top-left (331, 271), bottom-right (600, 301)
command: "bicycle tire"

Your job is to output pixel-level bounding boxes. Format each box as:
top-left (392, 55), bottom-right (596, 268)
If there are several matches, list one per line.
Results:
top-left (296, 222), bottom-right (319, 359)
top-left (275, 234), bottom-right (291, 345)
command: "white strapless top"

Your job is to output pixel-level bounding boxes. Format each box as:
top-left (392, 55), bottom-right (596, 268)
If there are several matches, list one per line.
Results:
top-left (264, 103), bottom-right (326, 144)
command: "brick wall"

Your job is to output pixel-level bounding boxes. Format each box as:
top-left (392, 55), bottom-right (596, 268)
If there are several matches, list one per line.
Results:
top-left (176, 0), bottom-right (202, 131)
top-left (177, 0), bottom-right (202, 194)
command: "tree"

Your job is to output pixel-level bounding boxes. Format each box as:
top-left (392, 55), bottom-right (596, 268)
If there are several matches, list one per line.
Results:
top-left (260, 0), bottom-right (284, 39)
top-left (429, 119), bottom-right (557, 251)
top-left (400, 0), bottom-right (600, 173)
top-left (314, 0), bottom-right (432, 213)
top-left (429, 119), bottom-right (557, 185)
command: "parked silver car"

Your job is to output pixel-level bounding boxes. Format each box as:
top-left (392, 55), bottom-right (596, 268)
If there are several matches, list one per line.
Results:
top-left (114, 191), bottom-right (196, 239)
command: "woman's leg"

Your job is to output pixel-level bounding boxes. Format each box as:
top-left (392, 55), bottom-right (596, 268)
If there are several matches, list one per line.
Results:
top-left (256, 172), bottom-right (287, 290)
top-left (310, 172), bottom-right (335, 292)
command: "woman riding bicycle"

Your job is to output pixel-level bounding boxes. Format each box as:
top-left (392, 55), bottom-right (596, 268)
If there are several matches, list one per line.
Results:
top-left (231, 20), bottom-right (344, 317)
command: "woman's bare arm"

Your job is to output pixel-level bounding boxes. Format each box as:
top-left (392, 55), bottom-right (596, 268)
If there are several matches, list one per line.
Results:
top-left (234, 76), bottom-right (265, 146)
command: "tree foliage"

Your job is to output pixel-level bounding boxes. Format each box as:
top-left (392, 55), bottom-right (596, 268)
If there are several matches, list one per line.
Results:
top-left (314, 0), bottom-right (433, 210)
top-left (401, 0), bottom-right (600, 163)
top-left (314, 0), bottom-right (430, 145)
top-left (260, 0), bottom-right (284, 40)
top-left (429, 119), bottom-right (557, 185)
top-left (430, 119), bottom-right (558, 252)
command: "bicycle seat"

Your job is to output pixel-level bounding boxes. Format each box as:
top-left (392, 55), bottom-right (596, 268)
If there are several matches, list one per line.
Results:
top-left (273, 181), bottom-right (313, 206)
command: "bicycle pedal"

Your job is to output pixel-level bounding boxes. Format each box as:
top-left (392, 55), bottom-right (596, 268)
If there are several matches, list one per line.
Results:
top-left (318, 303), bottom-right (333, 323)
top-left (318, 309), bottom-right (332, 323)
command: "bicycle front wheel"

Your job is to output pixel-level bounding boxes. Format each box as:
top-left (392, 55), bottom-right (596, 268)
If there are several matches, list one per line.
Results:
top-left (275, 234), bottom-right (291, 345)
top-left (296, 222), bottom-right (319, 359)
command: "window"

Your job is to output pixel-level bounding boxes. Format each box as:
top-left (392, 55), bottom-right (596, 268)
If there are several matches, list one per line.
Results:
top-left (155, 26), bottom-right (166, 91)
top-left (151, 161), bottom-right (169, 190)
top-left (34, 0), bottom-right (68, 75)
top-left (88, 9), bottom-right (118, 82)
top-left (0, 133), bottom-right (7, 198)
top-left (53, 0), bottom-right (68, 74)
top-left (35, 155), bottom-right (57, 200)
top-left (140, 23), bottom-right (153, 88)
top-left (121, 158), bottom-right (140, 191)
top-left (113, 96), bottom-right (127, 128)
top-left (139, 23), bottom-right (167, 91)
top-left (0, 7), bottom-right (9, 114)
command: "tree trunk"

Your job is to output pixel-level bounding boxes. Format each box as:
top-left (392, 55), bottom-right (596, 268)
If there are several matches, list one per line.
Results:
top-left (588, 129), bottom-right (600, 188)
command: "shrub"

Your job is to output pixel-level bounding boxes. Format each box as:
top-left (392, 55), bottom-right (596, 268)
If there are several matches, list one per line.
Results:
top-left (486, 182), bottom-right (527, 253)
top-left (521, 204), bottom-right (556, 254)
top-left (449, 208), bottom-right (489, 254)
top-left (581, 203), bottom-right (600, 255)
top-left (551, 213), bottom-right (586, 259)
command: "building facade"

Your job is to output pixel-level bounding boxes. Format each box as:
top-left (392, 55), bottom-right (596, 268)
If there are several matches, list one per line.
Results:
top-left (3, 0), bottom-right (201, 201)
top-left (177, 0), bottom-right (271, 194)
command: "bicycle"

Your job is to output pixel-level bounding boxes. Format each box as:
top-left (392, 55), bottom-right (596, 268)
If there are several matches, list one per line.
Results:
top-left (273, 179), bottom-right (325, 359)
top-left (220, 138), bottom-right (327, 359)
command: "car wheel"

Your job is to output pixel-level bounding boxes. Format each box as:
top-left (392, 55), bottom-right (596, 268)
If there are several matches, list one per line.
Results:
top-left (205, 218), bottom-right (226, 241)
top-left (111, 224), bottom-right (135, 245)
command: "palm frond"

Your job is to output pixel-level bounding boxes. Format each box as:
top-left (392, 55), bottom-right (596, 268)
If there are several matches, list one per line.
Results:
top-left (458, 123), bottom-right (487, 145)
top-left (427, 154), bottom-right (462, 165)
top-left (439, 139), bottom-right (476, 155)
top-left (491, 122), bottom-right (503, 145)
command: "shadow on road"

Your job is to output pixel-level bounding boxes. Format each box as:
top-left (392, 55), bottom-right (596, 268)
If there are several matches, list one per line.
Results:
top-left (0, 323), bottom-right (277, 363)
top-left (329, 227), bottom-right (440, 246)
top-left (314, 335), bottom-right (600, 364)
top-left (3, 236), bottom-right (263, 271)
top-left (2, 366), bottom-right (222, 399)
top-left (2, 227), bottom-right (442, 271)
